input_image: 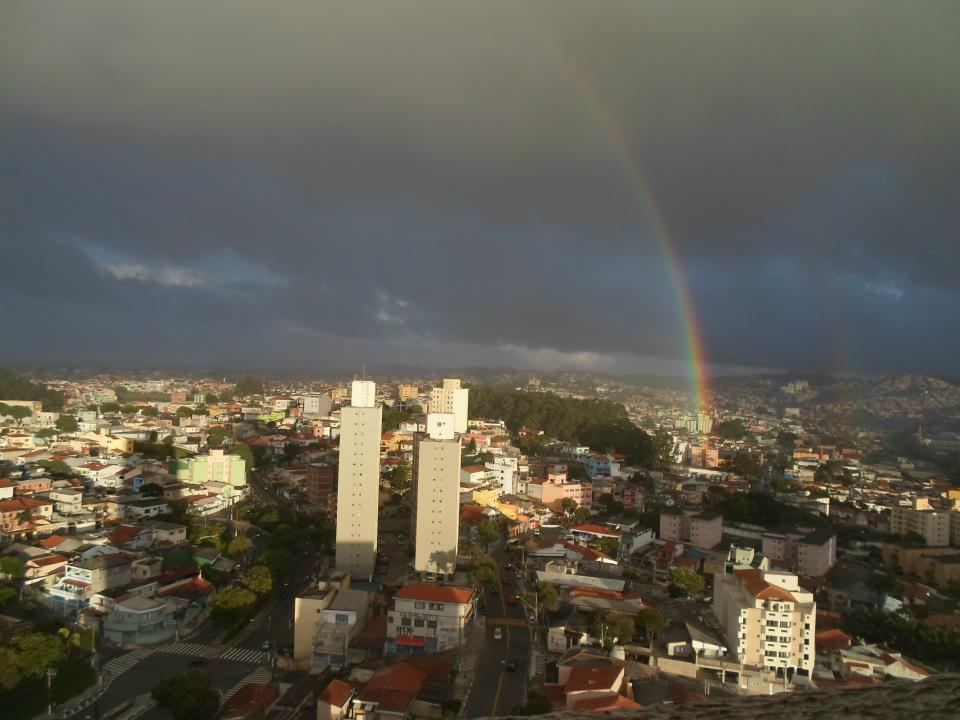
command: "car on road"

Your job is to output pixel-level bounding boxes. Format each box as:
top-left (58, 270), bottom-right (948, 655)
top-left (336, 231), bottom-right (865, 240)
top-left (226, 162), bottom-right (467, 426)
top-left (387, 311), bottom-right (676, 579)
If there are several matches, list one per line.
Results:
top-left (188, 658), bottom-right (208, 667)
top-left (262, 641), bottom-right (271, 651)
top-left (504, 563), bottom-right (513, 570)
top-left (493, 627), bottom-right (503, 640)
top-left (507, 594), bottom-right (518, 606)
top-left (490, 586), bottom-right (499, 595)
top-left (505, 660), bottom-right (516, 671)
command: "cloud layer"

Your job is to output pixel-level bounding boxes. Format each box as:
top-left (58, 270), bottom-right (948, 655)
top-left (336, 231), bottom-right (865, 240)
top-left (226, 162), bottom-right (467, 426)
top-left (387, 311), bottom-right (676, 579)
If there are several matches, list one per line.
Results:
top-left (2, 1), bottom-right (958, 376)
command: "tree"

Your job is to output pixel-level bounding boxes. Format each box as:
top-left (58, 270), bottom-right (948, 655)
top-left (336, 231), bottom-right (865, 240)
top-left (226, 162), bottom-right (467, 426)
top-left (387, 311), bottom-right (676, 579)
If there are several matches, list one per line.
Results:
top-left (100, 402), bottom-right (121, 414)
top-left (477, 521), bottom-right (500, 551)
top-left (207, 426), bottom-right (230, 449)
top-left (34, 427), bottom-right (58, 439)
top-left (715, 419), bottom-right (748, 441)
top-left (226, 536), bottom-right (253, 559)
top-left (652, 429), bottom-right (675, 469)
top-left (588, 610), bottom-right (635, 648)
top-left (388, 464), bottom-right (411, 494)
top-left (0, 586), bottom-right (16, 608)
top-left (12, 632), bottom-right (66, 678)
top-left (0, 555), bottom-right (23, 579)
top-left (283, 442), bottom-right (302, 463)
top-left (141, 482), bottom-right (165, 498)
top-left (667, 567), bottom-right (705, 598)
top-left (241, 565), bottom-right (273, 595)
top-left (560, 497), bottom-right (578, 516)
top-left (1, 405), bottom-right (32, 426)
top-left (512, 690), bottom-right (552, 716)
top-left (473, 563), bottom-right (497, 588)
top-left (234, 375), bottom-right (264, 398)
top-left (54, 414), bottom-right (79, 433)
top-left (0, 646), bottom-right (20, 690)
top-left (152, 671), bottom-right (220, 720)
top-left (635, 606), bottom-right (667, 643)
top-left (141, 406), bottom-right (159, 418)
top-left (536, 582), bottom-right (558, 618)
top-left (176, 406), bottom-right (194, 419)
top-left (211, 587), bottom-right (258, 626)
top-left (776, 430), bottom-right (798, 449)
top-left (204, 393), bottom-right (218, 405)
top-left (573, 506), bottom-right (591, 524)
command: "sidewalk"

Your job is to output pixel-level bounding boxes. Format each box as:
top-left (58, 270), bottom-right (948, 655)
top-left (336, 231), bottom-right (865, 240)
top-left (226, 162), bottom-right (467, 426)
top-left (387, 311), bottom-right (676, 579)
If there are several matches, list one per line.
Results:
top-left (454, 623), bottom-right (486, 718)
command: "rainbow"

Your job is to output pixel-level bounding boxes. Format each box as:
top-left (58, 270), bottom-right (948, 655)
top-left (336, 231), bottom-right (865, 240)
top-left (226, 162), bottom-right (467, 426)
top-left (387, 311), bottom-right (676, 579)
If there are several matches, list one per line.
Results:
top-left (522, 18), bottom-right (711, 412)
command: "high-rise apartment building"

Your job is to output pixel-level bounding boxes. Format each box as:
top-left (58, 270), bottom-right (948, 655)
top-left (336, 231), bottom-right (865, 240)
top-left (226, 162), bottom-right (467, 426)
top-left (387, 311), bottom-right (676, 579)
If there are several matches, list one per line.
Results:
top-left (890, 497), bottom-right (952, 547)
top-left (335, 381), bottom-right (383, 579)
top-left (397, 384), bottom-right (419, 402)
top-left (411, 413), bottom-right (462, 576)
top-left (429, 378), bottom-right (469, 434)
top-left (713, 568), bottom-right (816, 678)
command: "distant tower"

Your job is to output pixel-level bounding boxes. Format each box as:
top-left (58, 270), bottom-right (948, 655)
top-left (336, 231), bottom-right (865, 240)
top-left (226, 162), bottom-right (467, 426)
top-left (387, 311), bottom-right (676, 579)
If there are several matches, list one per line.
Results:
top-left (334, 380), bottom-right (382, 579)
top-left (411, 413), bottom-right (462, 577)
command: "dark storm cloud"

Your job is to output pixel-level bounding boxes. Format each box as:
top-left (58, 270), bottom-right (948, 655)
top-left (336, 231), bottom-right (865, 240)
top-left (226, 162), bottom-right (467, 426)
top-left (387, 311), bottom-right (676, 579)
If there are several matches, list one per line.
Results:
top-left (1, 1), bottom-right (958, 375)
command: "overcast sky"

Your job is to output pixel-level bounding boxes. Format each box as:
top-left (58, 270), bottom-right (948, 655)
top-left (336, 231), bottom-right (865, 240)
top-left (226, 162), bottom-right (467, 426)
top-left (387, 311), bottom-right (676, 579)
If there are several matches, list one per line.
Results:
top-left (1, 1), bottom-right (958, 377)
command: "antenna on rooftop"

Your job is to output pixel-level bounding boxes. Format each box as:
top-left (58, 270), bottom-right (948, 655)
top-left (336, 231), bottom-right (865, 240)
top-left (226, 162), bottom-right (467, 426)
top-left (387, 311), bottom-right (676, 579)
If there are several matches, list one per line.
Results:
top-left (362, 363), bottom-right (367, 381)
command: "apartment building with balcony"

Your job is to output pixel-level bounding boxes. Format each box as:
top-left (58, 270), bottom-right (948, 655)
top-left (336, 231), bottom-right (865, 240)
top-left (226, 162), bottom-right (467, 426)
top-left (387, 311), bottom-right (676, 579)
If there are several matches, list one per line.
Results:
top-left (50, 553), bottom-right (133, 613)
top-left (713, 568), bottom-right (816, 679)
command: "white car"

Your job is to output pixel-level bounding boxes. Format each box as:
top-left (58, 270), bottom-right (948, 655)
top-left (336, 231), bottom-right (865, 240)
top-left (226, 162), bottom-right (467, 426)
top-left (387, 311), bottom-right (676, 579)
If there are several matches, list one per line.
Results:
top-left (493, 627), bottom-right (503, 640)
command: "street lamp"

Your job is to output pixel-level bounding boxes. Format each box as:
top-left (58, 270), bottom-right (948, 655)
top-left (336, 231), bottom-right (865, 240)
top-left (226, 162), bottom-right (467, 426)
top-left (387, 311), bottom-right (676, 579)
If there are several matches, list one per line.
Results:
top-left (46, 667), bottom-right (58, 719)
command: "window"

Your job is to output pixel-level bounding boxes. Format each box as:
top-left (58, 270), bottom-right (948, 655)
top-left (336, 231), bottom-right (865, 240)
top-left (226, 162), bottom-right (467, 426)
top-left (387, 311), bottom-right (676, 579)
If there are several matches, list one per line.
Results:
top-left (414, 601), bottom-right (425, 609)
top-left (335, 614), bottom-right (350, 624)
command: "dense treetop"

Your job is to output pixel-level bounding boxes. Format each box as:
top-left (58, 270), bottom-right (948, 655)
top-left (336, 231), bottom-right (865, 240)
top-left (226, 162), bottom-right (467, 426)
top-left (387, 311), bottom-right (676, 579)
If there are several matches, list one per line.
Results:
top-left (0, 369), bottom-right (64, 411)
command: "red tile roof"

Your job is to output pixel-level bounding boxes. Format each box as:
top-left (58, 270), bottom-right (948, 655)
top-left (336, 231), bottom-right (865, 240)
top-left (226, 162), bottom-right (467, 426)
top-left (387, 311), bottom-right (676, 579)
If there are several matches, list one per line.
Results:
top-left (359, 662), bottom-right (426, 713)
top-left (815, 628), bottom-right (853, 652)
top-left (220, 682), bottom-right (279, 719)
top-left (571, 523), bottom-right (621, 537)
top-left (108, 524), bottom-right (144, 545)
top-left (40, 535), bottom-right (67, 549)
top-left (394, 584), bottom-right (474, 605)
top-left (30, 554), bottom-right (67, 567)
top-left (734, 568), bottom-right (798, 603)
top-left (564, 665), bottom-right (624, 693)
top-left (318, 679), bottom-right (354, 708)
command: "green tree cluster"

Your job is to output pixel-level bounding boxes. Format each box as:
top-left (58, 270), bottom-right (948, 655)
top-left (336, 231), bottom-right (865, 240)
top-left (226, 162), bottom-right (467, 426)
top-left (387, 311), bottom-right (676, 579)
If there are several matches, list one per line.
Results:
top-left (715, 419), bottom-right (748, 440)
top-left (667, 567), bottom-right (706, 598)
top-left (844, 607), bottom-right (960, 670)
top-left (0, 370), bottom-right (64, 411)
top-left (0, 403), bottom-right (32, 425)
top-left (511, 690), bottom-right (553, 716)
top-left (588, 610), bottom-right (635, 648)
top-left (233, 375), bottom-right (264, 398)
top-left (719, 492), bottom-right (828, 529)
top-left (0, 633), bottom-right (67, 690)
top-left (54, 415), bottom-right (79, 433)
top-left (469, 386), bottom-right (656, 465)
top-left (152, 671), bottom-right (219, 720)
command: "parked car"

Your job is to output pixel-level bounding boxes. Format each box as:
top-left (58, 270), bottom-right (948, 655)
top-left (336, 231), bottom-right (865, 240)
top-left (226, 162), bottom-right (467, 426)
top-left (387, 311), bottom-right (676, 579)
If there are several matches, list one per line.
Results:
top-left (507, 595), bottom-right (518, 606)
top-left (493, 627), bottom-right (503, 640)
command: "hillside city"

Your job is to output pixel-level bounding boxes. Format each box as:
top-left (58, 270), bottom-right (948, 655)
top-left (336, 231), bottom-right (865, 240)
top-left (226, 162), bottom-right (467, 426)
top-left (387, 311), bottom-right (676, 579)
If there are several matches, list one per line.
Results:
top-left (1, 368), bottom-right (959, 720)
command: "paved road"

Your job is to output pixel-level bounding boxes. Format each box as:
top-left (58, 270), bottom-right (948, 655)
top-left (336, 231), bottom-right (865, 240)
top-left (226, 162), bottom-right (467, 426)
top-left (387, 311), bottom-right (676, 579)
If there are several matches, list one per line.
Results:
top-left (464, 549), bottom-right (532, 718)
